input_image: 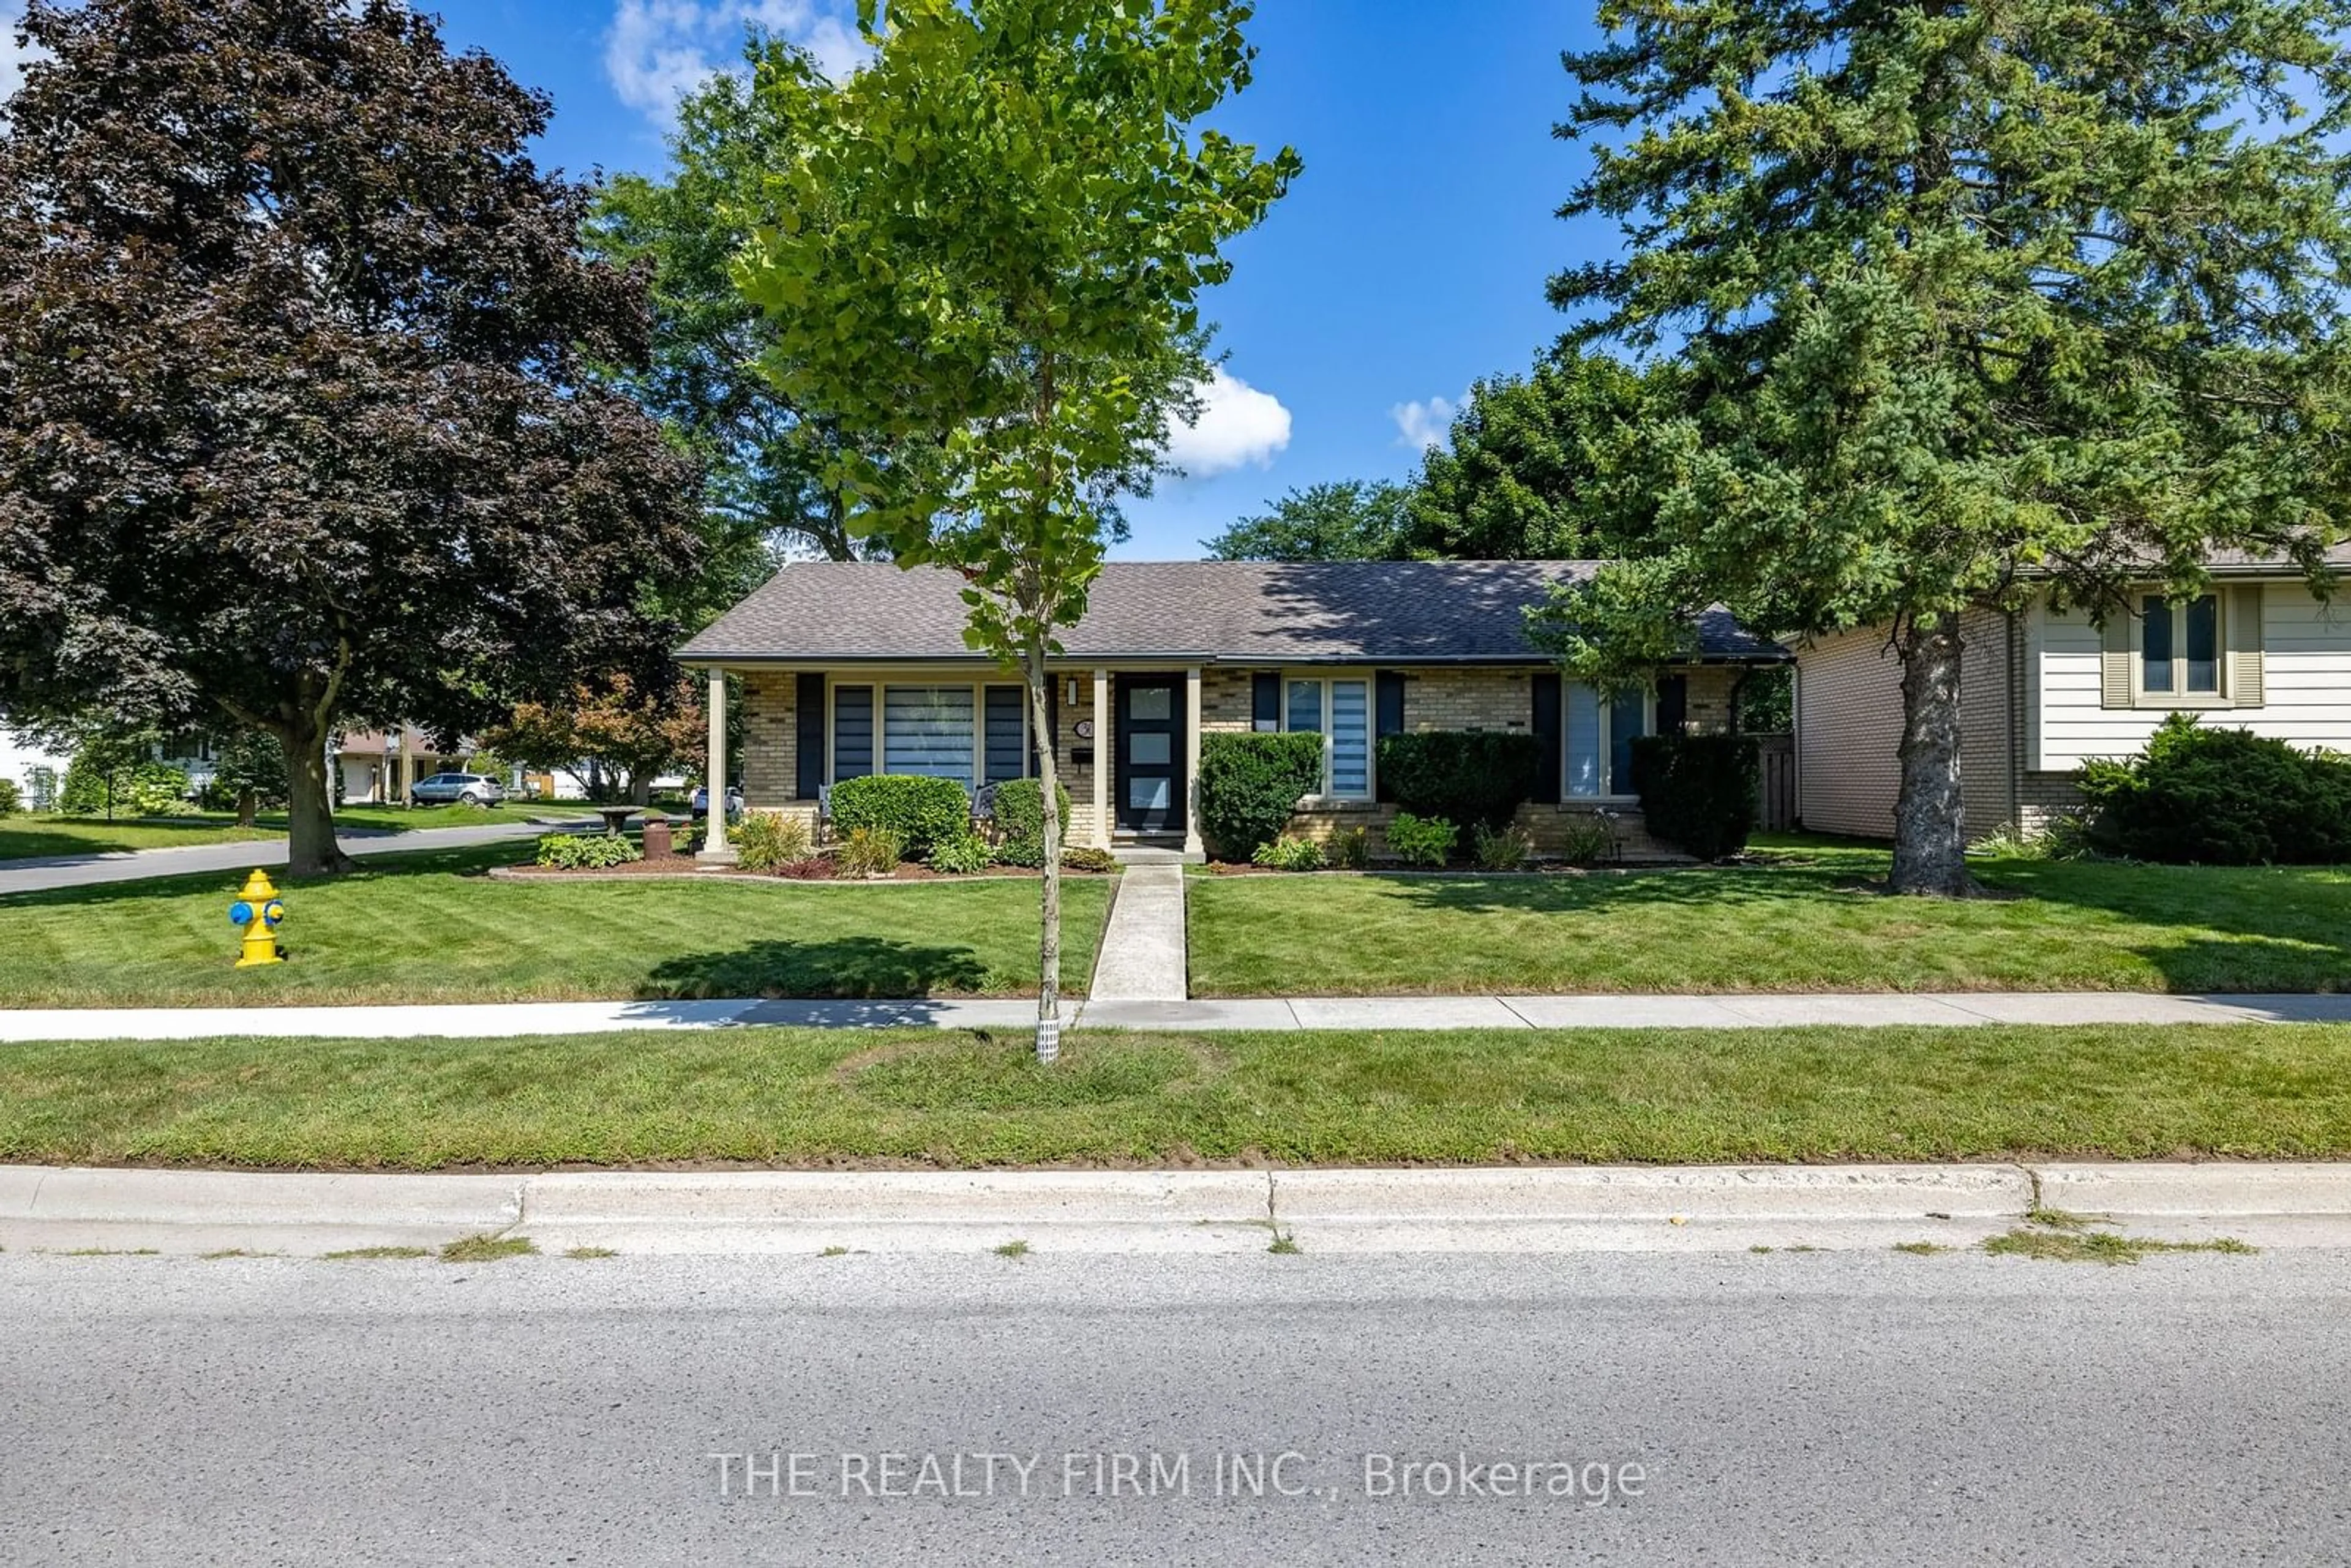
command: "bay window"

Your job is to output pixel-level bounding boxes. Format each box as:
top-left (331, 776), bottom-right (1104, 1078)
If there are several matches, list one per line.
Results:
top-left (1284, 675), bottom-right (1372, 799)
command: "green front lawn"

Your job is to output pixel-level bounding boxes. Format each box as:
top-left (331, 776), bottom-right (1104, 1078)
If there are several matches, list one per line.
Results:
top-left (0, 816), bottom-right (281, 859)
top-left (4, 1022), bottom-right (2347, 1169)
top-left (0, 843), bottom-right (1112, 1006)
top-left (0, 802), bottom-right (594, 862)
top-left (1188, 837), bottom-right (2351, 996)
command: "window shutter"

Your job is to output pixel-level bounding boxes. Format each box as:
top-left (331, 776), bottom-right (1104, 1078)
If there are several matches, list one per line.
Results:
top-left (1374, 672), bottom-right (1405, 801)
top-left (1251, 672), bottom-right (1280, 732)
top-left (793, 673), bottom-right (825, 799)
top-left (1531, 672), bottom-right (1562, 803)
top-left (1657, 673), bottom-right (1689, 735)
top-left (2230, 584), bottom-right (2265, 708)
top-left (2100, 613), bottom-right (2131, 709)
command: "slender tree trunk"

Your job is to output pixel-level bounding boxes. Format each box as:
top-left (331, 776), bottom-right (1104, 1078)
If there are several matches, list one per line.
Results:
top-left (1889, 612), bottom-right (1974, 897)
top-left (1024, 642), bottom-right (1063, 1064)
top-left (280, 719), bottom-right (347, 877)
top-left (236, 787), bottom-right (257, 828)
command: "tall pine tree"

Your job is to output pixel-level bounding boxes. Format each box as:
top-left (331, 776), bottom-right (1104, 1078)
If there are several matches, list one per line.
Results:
top-left (1546, 0), bottom-right (2351, 893)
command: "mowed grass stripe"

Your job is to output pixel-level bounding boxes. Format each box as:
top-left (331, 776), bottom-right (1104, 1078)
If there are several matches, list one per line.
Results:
top-left (3, 1023), bottom-right (2348, 1169)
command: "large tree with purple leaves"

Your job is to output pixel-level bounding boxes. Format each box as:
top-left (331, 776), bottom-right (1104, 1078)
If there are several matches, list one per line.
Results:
top-left (0, 0), bottom-right (701, 874)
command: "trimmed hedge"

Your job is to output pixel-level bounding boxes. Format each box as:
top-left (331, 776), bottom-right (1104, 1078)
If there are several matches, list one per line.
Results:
top-left (992, 777), bottom-right (1073, 868)
top-left (2079, 713), bottom-right (2351, 864)
top-left (1376, 731), bottom-right (1542, 831)
top-left (828, 773), bottom-right (972, 857)
top-left (1628, 733), bottom-right (1758, 861)
top-left (535, 833), bottom-right (641, 869)
top-left (1198, 732), bottom-right (1324, 860)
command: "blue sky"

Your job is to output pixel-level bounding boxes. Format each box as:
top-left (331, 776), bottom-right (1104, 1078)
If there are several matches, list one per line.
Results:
top-left (6, 1), bottom-right (1619, 559)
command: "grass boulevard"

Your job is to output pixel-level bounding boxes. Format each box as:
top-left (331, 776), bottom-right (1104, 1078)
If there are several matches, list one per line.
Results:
top-left (3, 1022), bottom-right (2347, 1171)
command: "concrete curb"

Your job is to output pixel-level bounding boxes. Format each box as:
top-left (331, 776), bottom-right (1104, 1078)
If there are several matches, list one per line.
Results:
top-left (5, 1161), bottom-right (2350, 1256)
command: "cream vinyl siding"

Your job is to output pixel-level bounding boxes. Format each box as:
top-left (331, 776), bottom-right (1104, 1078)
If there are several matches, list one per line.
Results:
top-left (2037, 585), bottom-right (2351, 768)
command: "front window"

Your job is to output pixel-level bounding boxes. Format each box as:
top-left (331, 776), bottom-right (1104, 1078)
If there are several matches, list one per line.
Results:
top-left (1283, 676), bottom-right (1371, 799)
top-left (2142, 595), bottom-right (2220, 697)
top-left (1565, 683), bottom-right (1651, 798)
top-left (829, 680), bottom-right (1030, 787)
top-left (882, 685), bottom-right (975, 779)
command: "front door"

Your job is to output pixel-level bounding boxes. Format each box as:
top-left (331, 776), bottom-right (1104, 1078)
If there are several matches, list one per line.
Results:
top-left (1114, 675), bottom-right (1184, 836)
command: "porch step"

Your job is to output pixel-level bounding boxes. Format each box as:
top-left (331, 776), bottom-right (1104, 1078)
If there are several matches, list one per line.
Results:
top-left (1109, 845), bottom-right (1202, 866)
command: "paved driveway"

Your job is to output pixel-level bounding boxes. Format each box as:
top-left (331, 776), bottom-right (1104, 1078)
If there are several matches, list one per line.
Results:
top-left (0, 816), bottom-right (595, 896)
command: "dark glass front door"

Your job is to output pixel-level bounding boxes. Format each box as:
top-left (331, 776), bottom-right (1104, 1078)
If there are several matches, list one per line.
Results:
top-left (1114, 675), bottom-right (1183, 835)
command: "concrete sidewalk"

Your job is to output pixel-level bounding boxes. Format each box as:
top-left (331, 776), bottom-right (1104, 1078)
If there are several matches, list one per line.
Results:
top-left (6, 1161), bottom-right (2349, 1256)
top-left (0, 814), bottom-right (598, 896)
top-left (1086, 862), bottom-right (1188, 1002)
top-left (5, 989), bottom-right (2351, 1041)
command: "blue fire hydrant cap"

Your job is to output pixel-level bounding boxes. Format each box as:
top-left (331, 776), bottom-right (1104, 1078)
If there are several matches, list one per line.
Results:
top-left (230, 901), bottom-right (253, 926)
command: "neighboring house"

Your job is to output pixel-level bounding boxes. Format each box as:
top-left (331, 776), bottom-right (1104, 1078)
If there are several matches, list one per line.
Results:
top-left (334, 727), bottom-right (486, 804)
top-left (1794, 547), bottom-right (2351, 839)
top-left (678, 560), bottom-right (1790, 860)
top-left (0, 730), bottom-right (71, 808)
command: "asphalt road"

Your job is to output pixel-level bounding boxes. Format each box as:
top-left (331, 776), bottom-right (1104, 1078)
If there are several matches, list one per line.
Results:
top-left (0, 816), bottom-right (593, 896)
top-left (4, 1249), bottom-right (2347, 1566)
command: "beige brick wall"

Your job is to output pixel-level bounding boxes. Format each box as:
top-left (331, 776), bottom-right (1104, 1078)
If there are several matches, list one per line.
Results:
top-left (1793, 612), bottom-right (2030, 841)
top-left (740, 671), bottom-right (798, 808)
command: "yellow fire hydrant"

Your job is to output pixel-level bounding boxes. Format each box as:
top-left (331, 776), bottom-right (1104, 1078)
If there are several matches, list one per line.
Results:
top-left (229, 869), bottom-right (287, 968)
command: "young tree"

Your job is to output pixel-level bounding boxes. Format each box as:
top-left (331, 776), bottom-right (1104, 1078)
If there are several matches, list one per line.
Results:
top-left (1546, 0), bottom-right (2351, 895)
top-left (0, 0), bottom-right (701, 876)
top-left (735, 0), bottom-right (1297, 1060)
top-left (588, 32), bottom-right (917, 617)
top-left (480, 673), bottom-right (707, 807)
top-left (1203, 481), bottom-right (1414, 561)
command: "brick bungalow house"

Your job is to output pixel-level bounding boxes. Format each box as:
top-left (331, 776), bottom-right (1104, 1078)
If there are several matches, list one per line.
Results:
top-left (678, 560), bottom-right (1788, 861)
top-left (1794, 547), bottom-right (2351, 839)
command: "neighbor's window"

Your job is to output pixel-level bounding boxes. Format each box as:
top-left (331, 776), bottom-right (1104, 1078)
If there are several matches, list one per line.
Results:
top-left (1564, 683), bottom-right (1651, 798)
top-left (2142, 594), bottom-right (2220, 697)
top-left (1283, 676), bottom-right (1371, 799)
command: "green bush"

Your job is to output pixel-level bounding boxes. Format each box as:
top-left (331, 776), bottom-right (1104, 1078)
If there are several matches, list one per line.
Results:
top-left (735, 809), bottom-right (812, 872)
top-left (1329, 825), bottom-right (1370, 869)
top-left (1376, 731), bottom-right (1542, 831)
top-left (1060, 844), bottom-right (1120, 873)
top-left (0, 778), bottom-right (18, 816)
top-left (1471, 821), bottom-right (1532, 871)
top-left (992, 777), bottom-right (1073, 867)
top-left (1627, 733), bottom-right (1758, 861)
top-left (1384, 811), bottom-right (1457, 868)
top-left (1251, 834), bottom-right (1325, 871)
top-left (928, 831), bottom-right (997, 876)
top-left (61, 757), bottom-right (189, 817)
top-left (1198, 732), bottom-right (1324, 859)
top-left (1555, 812), bottom-right (1619, 865)
top-left (829, 774), bottom-right (972, 858)
top-left (2078, 713), bottom-right (2351, 863)
top-left (838, 824), bottom-right (905, 878)
top-left (534, 833), bottom-right (642, 869)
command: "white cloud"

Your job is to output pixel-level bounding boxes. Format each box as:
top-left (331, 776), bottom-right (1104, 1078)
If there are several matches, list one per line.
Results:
top-left (604, 1), bottom-right (867, 121)
top-left (1391, 391), bottom-right (1465, 451)
top-left (1163, 369), bottom-right (1292, 477)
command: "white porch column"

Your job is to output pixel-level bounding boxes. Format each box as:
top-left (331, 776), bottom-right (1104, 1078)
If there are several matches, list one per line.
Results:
top-left (1092, 667), bottom-right (1111, 849)
top-left (699, 666), bottom-right (735, 862)
top-left (1183, 664), bottom-right (1204, 856)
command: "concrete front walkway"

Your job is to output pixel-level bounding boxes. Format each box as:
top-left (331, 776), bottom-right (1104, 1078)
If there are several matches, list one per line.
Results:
top-left (1086, 862), bottom-right (1188, 1002)
top-left (5, 990), bottom-right (2351, 1042)
top-left (0, 815), bottom-right (596, 897)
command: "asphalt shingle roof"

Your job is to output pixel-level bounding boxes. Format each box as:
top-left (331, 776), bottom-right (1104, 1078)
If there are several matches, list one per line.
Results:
top-left (680, 560), bottom-right (1788, 667)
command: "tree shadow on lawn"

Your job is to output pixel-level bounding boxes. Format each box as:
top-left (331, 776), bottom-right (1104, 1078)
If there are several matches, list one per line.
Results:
top-left (640, 936), bottom-right (994, 1000)
top-left (1349, 854), bottom-right (2351, 994)
top-left (0, 840), bottom-right (524, 909)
